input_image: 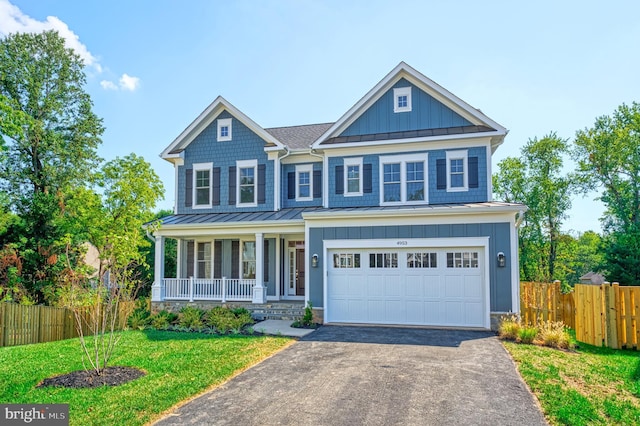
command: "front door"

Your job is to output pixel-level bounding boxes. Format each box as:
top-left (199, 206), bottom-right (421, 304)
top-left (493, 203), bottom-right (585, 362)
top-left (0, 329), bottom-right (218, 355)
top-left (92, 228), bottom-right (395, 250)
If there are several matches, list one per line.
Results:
top-left (287, 245), bottom-right (305, 297)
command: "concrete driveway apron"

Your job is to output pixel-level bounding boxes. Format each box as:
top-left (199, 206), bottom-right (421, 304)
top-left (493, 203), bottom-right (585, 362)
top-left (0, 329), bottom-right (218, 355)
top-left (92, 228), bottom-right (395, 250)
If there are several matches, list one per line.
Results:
top-left (154, 326), bottom-right (547, 426)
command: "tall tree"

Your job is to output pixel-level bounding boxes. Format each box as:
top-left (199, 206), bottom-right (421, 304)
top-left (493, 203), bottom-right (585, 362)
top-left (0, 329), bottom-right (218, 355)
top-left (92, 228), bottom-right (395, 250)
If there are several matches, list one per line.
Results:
top-left (0, 31), bottom-right (103, 300)
top-left (575, 102), bottom-right (640, 284)
top-left (494, 133), bottom-right (574, 282)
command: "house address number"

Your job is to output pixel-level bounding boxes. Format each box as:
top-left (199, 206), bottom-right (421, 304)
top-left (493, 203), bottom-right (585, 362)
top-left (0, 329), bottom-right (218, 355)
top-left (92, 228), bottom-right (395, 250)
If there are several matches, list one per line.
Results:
top-left (397, 241), bottom-right (408, 246)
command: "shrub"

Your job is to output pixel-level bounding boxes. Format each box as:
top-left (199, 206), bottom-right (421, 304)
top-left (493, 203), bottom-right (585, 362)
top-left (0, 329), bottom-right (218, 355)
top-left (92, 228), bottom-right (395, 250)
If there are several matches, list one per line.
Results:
top-left (518, 326), bottom-right (538, 344)
top-left (205, 306), bottom-right (253, 333)
top-left (292, 302), bottom-right (316, 328)
top-left (179, 306), bottom-right (205, 330)
top-left (538, 321), bottom-right (574, 349)
top-left (498, 315), bottom-right (521, 341)
top-left (149, 310), bottom-right (178, 330)
top-left (127, 309), bottom-right (150, 330)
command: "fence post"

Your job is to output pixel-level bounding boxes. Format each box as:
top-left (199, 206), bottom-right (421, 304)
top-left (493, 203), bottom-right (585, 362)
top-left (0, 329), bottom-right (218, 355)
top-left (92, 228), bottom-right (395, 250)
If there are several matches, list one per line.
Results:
top-left (222, 277), bottom-right (227, 303)
top-left (189, 277), bottom-right (194, 302)
top-left (604, 282), bottom-right (618, 349)
top-left (0, 303), bottom-right (5, 347)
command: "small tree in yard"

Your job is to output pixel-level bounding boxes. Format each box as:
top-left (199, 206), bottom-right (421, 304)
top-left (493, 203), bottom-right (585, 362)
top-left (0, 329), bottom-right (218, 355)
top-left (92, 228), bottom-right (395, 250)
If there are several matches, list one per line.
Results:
top-left (58, 154), bottom-right (163, 375)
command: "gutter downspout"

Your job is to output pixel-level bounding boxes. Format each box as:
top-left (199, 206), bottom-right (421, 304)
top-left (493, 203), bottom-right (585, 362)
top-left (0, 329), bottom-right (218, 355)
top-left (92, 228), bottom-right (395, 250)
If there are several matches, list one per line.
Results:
top-left (309, 149), bottom-right (326, 208)
top-left (275, 146), bottom-right (291, 211)
top-left (515, 209), bottom-right (526, 228)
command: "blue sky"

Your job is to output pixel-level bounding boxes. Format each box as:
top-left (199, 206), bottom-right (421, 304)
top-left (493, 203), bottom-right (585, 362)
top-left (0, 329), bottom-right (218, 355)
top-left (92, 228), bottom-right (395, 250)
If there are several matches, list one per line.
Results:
top-left (2, 0), bottom-right (639, 233)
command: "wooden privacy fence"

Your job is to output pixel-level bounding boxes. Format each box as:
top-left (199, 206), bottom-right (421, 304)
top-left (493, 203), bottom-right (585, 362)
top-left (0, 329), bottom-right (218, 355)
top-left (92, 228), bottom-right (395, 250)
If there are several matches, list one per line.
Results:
top-left (520, 282), bottom-right (639, 349)
top-left (0, 302), bottom-right (133, 348)
top-left (520, 281), bottom-right (575, 329)
top-left (574, 283), bottom-right (639, 349)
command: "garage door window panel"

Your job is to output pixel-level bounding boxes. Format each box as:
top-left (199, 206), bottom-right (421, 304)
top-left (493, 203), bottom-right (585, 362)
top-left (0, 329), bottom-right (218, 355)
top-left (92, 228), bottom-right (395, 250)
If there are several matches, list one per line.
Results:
top-left (407, 252), bottom-right (437, 268)
top-left (369, 252), bottom-right (398, 268)
top-left (333, 253), bottom-right (361, 268)
top-left (446, 251), bottom-right (479, 268)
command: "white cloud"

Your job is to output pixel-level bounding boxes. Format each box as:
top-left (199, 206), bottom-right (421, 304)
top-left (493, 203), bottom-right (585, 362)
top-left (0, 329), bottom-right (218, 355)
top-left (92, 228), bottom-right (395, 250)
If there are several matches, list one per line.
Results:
top-left (0, 0), bottom-right (97, 67)
top-left (119, 74), bottom-right (140, 91)
top-left (0, 0), bottom-right (141, 92)
top-left (100, 80), bottom-right (118, 90)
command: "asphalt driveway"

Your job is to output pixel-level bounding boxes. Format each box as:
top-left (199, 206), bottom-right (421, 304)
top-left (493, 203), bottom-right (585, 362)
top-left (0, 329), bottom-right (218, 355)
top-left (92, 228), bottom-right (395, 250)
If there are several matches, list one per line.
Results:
top-left (154, 326), bottom-right (547, 426)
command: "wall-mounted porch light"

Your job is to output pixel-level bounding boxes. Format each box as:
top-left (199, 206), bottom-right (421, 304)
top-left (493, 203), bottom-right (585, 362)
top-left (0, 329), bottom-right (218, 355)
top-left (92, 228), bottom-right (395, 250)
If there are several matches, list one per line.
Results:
top-left (497, 252), bottom-right (506, 268)
top-left (312, 254), bottom-right (319, 268)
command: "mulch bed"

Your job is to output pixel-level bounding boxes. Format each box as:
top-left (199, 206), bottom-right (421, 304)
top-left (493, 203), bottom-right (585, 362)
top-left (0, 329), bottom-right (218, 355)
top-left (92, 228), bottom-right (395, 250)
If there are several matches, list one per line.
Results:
top-left (37, 366), bottom-right (145, 389)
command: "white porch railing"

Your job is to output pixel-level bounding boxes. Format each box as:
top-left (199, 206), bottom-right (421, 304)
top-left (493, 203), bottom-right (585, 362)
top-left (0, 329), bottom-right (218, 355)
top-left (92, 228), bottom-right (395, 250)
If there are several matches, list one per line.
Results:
top-left (163, 278), bottom-right (255, 302)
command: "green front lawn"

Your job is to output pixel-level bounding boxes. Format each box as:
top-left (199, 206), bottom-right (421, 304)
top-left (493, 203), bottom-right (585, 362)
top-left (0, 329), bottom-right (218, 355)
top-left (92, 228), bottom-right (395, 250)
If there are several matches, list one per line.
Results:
top-left (504, 339), bottom-right (640, 425)
top-left (0, 330), bottom-right (292, 425)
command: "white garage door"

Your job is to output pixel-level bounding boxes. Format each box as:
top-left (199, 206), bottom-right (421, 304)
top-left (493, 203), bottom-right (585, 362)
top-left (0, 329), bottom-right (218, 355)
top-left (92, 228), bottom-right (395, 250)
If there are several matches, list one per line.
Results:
top-left (327, 247), bottom-right (486, 327)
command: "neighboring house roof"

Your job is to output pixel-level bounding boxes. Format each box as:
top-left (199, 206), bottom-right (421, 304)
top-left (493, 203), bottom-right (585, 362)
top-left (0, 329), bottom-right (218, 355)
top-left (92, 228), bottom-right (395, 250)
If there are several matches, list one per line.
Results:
top-left (312, 61), bottom-right (507, 151)
top-left (579, 272), bottom-right (606, 285)
top-left (160, 96), bottom-right (285, 162)
top-left (265, 123), bottom-right (334, 150)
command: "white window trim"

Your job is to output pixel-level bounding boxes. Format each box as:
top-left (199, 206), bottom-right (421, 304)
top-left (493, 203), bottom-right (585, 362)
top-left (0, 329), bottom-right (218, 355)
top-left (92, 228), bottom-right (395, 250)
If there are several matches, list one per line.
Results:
top-left (343, 157), bottom-right (363, 197)
top-left (446, 150), bottom-right (468, 192)
top-left (393, 87), bottom-right (412, 113)
top-left (295, 164), bottom-right (313, 202)
top-left (236, 159), bottom-right (258, 207)
top-left (192, 162), bottom-right (213, 209)
top-left (240, 238), bottom-right (256, 280)
top-left (379, 153), bottom-right (428, 206)
top-left (217, 118), bottom-right (232, 142)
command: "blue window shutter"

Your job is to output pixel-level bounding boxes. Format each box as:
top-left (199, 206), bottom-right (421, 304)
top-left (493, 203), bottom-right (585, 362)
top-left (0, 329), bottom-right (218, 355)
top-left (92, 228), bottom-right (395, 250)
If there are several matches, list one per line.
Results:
top-left (436, 159), bottom-right (446, 190)
top-left (231, 240), bottom-right (239, 278)
top-left (186, 240), bottom-right (194, 277)
top-left (212, 167), bottom-right (221, 205)
top-left (287, 172), bottom-right (295, 199)
top-left (213, 240), bottom-right (222, 279)
top-left (313, 170), bottom-right (322, 199)
top-left (469, 157), bottom-right (479, 189)
top-left (258, 164), bottom-right (266, 204)
top-left (185, 169), bottom-right (193, 207)
top-left (228, 166), bottom-right (236, 205)
top-left (363, 163), bottom-right (372, 193)
top-left (335, 165), bottom-right (344, 194)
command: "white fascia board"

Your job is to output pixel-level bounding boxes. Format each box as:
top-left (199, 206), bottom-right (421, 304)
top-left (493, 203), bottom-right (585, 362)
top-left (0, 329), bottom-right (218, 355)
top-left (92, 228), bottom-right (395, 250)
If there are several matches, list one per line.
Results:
top-left (317, 131), bottom-right (500, 152)
top-left (155, 220), bottom-right (305, 238)
top-left (160, 96), bottom-right (285, 160)
top-left (303, 205), bottom-right (523, 222)
top-left (281, 152), bottom-right (323, 164)
top-left (312, 62), bottom-right (507, 148)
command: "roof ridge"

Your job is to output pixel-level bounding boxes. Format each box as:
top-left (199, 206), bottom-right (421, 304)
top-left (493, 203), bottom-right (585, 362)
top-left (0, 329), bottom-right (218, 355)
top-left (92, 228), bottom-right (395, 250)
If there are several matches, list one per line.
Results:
top-left (265, 122), bottom-right (334, 131)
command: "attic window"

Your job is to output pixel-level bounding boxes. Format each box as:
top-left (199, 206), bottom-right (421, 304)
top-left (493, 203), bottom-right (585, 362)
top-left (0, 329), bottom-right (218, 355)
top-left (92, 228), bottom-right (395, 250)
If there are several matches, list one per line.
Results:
top-left (217, 118), bottom-right (232, 141)
top-left (393, 87), bottom-right (412, 113)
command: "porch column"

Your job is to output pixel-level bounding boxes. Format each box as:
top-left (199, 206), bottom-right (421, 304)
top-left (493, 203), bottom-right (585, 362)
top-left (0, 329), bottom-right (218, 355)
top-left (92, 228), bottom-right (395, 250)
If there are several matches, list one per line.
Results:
top-left (151, 236), bottom-right (165, 302)
top-left (252, 232), bottom-right (267, 304)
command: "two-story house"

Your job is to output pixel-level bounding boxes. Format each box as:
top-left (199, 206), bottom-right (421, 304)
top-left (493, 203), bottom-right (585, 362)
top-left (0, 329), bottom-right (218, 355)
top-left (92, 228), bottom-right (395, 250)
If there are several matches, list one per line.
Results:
top-left (151, 62), bottom-right (525, 330)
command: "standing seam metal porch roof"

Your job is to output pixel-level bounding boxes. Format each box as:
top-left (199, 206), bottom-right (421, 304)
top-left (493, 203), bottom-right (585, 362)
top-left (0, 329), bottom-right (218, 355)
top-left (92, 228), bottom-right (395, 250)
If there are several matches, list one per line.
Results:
top-left (156, 203), bottom-right (525, 227)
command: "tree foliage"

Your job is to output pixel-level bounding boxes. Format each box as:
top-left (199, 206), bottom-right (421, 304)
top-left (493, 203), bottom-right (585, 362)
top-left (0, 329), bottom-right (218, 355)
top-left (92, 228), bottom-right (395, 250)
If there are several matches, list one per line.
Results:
top-left (0, 31), bottom-right (104, 301)
top-left (575, 102), bottom-right (640, 284)
top-left (494, 133), bottom-right (574, 282)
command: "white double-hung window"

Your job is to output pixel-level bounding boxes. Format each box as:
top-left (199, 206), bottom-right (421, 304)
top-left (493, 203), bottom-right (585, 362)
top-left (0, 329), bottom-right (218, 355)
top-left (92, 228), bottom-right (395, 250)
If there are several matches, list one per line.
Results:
top-left (446, 150), bottom-right (468, 191)
top-left (344, 157), bottom-right (363, 196)
top-left (237, 159), bottom-right (257, 207)
top-left (193, 162), bottom-right (213, 208)
top-left (379, 153), bottom-right (427, 205)
top-left (295, 164), bottom-right (313, 201)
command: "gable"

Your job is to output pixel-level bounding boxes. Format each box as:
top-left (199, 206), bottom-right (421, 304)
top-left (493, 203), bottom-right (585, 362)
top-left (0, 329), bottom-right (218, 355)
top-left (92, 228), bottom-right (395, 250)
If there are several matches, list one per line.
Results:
top-left (160, 96), bottom-right (284, 163)
top-left (313, 62), bottom-right (507, 151)
top-left (339, 78), bottom-right (473, 137)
